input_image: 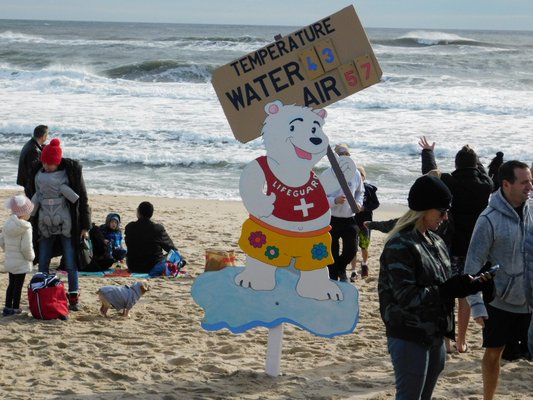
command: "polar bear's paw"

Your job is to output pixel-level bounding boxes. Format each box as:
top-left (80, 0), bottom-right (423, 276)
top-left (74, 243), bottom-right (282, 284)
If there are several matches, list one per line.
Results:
top-left (296, 268), bottom-right (344, 301)
top-left (234, 264), bottom-right (276, 291)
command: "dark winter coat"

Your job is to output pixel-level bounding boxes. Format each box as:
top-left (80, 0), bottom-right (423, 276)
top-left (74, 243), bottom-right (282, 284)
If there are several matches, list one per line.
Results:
top-left (28, 158), bottom-right (92, 266)
top-left (124, 217), bottom-right (176, 273)
top-left (421, 149), bottom-right (493, 256)
top-left (378, 226), bottom-right (454, 347)
top-left (17, 137), bottom-right (43, 195)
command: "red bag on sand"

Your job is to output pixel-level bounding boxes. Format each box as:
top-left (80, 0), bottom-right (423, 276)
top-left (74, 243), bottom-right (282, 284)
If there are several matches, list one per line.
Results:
top-left (28, 273), bottom-right (69, 320)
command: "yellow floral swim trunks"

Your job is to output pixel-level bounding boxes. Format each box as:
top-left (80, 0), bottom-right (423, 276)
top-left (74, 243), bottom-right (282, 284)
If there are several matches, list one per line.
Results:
top-left (239, 217), bottom-right (333, 271)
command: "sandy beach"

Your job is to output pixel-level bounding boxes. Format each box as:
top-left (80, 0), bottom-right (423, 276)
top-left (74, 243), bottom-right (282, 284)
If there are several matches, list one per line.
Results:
top-left (0, 188), bottom-right (531, 400)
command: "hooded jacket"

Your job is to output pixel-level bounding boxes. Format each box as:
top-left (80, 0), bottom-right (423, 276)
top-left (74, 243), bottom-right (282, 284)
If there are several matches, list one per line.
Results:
top-left (0, 214), bottom-right (35, 274)
top-left (421, 148), bottom-right (493, 257)
top-left (465, 190), bottom-right (531, 317)
top-left (525, 203), bottom-right (533, 311)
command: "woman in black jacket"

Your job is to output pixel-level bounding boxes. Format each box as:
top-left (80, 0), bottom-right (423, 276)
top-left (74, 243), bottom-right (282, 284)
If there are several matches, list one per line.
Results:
top-left (28, 138), bottom-right (91, 311)
top-left (379, 175), bottom-right (492, 400)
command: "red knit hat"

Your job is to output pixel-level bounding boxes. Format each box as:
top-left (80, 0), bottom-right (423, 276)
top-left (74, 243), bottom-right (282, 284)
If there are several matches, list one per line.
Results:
top-left (41, 138), bottom-right (63, 165)
top-left (5, 195), bottom-right (34, 217)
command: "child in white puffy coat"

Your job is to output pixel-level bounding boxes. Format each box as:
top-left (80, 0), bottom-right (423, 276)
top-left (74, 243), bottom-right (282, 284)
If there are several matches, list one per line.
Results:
top-left (0, 195), bottom-right (35, 316)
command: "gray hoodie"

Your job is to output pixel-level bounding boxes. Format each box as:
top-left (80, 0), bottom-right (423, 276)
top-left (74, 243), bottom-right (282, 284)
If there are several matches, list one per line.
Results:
top-left (465, 189), bottom-right (532, 318)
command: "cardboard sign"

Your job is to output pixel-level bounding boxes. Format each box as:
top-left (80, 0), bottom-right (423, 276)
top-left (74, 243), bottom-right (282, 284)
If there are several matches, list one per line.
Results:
top-left (211, 5), bottom-right (382, 143)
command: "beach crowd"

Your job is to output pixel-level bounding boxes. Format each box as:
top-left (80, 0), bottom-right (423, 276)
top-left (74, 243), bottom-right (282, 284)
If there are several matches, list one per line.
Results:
top-left (1, 123), bottom-right (532, 400)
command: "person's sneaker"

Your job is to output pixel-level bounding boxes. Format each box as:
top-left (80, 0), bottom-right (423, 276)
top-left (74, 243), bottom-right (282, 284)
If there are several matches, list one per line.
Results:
top-left (69, 303), bottom-right (81, 312)
top-left (361, 264), bottom-right (369, 278)
top-left (2, 307), bottom-right (14, 317)
top-left (13, 308), bottom-right (22, 314)
top-left (350, 271), bottom-right (358, 282)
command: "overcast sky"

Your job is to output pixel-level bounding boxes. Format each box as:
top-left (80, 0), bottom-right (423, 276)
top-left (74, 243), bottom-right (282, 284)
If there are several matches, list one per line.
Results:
top-left (1, 0), bottom-right (532, 30)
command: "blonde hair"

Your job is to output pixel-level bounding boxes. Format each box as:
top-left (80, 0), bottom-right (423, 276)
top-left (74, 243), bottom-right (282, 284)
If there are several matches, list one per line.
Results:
top-left (385, 209), bottom-right (425, 244)
top-left (357, 166), bottom-right (366, 180)
top-left (426, 169), bottom-right (441, 178)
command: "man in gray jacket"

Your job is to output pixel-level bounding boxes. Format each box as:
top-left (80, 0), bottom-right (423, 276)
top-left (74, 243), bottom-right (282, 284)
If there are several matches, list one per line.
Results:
top-left (465, 160), bottom-right (532, 400)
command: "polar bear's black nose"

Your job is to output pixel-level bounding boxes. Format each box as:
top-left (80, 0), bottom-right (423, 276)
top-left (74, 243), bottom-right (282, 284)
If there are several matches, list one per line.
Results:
top-left (310, 137), bottom-right (322, 145)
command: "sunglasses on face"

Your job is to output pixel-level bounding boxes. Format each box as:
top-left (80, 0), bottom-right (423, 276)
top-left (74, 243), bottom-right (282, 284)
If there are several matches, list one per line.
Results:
top-left (437, 208), bottom-right (449, 217)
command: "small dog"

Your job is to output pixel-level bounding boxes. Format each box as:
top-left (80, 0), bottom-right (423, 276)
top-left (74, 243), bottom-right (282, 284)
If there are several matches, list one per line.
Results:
top-left (97, 280), bottom-right (149, 318)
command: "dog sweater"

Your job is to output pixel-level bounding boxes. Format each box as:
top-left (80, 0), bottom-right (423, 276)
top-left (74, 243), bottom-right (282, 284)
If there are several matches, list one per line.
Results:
top-left (99, 281), bottom-right (143, 310)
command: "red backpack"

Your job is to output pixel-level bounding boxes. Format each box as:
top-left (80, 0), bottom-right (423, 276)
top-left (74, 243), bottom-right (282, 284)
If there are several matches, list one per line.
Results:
top-left (27, 273), bottom-right (69, 320)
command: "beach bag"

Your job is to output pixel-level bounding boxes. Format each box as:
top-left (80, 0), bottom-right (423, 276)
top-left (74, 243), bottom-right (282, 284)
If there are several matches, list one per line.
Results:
top-left (79, 238), bottom-right (93, 269)
top-left (149, 249), bottom-right (187, 277)
top-left (79, 227), bottom-right (114, 272)
top-left (27, 273), bottom-right (69, 320)
top-left (363, 183), bottom-right (380, 212)
top-left (204, 248), bottom-right (236, 272)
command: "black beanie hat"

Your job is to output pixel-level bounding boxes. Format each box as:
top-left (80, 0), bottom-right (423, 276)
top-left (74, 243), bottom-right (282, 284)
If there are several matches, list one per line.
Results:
top-left (408, 175), bottom-right (452, 211)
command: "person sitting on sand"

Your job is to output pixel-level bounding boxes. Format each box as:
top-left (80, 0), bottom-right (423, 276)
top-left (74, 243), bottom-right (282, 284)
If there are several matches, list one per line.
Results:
top-left (124, 201), bottom-right (180, 274)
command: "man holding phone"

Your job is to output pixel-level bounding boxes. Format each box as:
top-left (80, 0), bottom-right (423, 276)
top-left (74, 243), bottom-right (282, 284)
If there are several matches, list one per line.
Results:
top-left (464, 160), bottom-right (532, 400)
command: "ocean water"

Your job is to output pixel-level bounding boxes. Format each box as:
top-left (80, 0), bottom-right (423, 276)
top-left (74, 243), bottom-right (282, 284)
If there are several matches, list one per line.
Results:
top-left (1, 19), bottom-right (532, 204)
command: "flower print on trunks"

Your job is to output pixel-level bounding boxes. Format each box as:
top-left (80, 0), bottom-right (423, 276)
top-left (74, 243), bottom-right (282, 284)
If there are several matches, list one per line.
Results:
top-left (311, 243), bottom-right (329, 261)
top-left (248, 231), bottom-right (267, 248)
top-left (265, 246), bottom-right (280, 260)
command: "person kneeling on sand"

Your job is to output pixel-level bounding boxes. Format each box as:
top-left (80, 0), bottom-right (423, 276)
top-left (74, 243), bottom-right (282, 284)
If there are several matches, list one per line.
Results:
top-left (124, 201), bottom-right (181, 274)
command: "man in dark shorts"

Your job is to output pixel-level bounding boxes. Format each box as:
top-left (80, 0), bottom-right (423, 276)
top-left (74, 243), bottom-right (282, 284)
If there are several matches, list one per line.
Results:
top-left (465, 160), bottom-right (532, 400)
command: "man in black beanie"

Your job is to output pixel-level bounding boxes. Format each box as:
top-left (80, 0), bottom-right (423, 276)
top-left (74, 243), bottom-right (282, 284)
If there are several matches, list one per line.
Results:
top-left (419, 136), bottom-right (493, 354)
top-left (124, 201), bottom-right (178, 273)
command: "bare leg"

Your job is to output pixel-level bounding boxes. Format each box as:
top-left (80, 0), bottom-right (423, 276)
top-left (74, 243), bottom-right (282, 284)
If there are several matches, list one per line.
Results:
top-left (456, 298), bottom-right (471, 352)
top-left (482, 346), bottom-right (504, 400)
top-left (350, 256), bottom-right (357, 271)
top-left (361, 248), bottom-right (369, 265)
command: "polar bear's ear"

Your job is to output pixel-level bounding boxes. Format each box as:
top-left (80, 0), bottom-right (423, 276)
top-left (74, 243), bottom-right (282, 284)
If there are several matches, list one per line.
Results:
top-left (265, 100), bottom-right (284, 115)
top-left (313, 108), bottom-right (327, 119)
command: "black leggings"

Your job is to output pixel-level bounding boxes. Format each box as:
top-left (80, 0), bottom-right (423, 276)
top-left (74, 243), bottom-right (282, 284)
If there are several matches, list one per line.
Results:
top-left (5, 273), bottom-right (26, 309)
top-left (328, 216), bottom-right (359, 281)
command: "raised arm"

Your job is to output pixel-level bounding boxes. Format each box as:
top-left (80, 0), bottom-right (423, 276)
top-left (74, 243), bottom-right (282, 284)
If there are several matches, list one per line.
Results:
top-left (418, 136), bottom-right (438, 174)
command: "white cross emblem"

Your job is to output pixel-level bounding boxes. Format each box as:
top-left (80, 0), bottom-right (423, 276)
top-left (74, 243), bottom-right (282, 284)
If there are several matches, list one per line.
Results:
top-left (294, 198), bottom-right (314, 217)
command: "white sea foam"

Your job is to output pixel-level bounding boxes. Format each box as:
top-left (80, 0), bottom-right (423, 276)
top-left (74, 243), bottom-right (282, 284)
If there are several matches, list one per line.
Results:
top-left (1, 21), bottom-right (532, 203)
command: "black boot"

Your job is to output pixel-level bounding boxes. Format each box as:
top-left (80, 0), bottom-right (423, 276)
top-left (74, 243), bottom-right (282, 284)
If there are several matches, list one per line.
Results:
top-left (68, 292), bottom-right (81, 311)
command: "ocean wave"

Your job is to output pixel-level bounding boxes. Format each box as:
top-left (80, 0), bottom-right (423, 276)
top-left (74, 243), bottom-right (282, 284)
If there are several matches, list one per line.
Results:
top-left (374, 31), bottom-right (495, 47)
top-left (0, 29), bottom-right (265, 53)
top-left (102, 60), bottom-right (214, 82)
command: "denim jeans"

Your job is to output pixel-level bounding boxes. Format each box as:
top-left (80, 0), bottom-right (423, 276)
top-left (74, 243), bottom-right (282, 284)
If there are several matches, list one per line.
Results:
top-left (387, 337), bottom-right (445, 400)
top-left (148, 260), bottom-right (168, 277)
top-left (39, 235), bottom-right (78, 293)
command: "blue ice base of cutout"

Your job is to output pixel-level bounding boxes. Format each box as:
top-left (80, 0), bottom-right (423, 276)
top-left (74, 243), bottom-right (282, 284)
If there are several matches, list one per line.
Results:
top-left (191, 266), bottom-right (359, 338)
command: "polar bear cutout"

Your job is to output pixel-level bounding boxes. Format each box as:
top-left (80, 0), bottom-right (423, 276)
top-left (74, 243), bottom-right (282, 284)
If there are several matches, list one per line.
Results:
top-left (236, 100), bottom-right (343, 301)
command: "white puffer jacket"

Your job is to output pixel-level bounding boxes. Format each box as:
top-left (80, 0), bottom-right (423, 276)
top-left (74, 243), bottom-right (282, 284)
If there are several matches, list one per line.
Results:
top-left (0, 214), bottom-right (35, 274)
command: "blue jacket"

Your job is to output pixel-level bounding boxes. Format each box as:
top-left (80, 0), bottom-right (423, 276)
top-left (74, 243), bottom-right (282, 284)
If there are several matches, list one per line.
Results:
top-left (465, 190), bottom-right (532, 317)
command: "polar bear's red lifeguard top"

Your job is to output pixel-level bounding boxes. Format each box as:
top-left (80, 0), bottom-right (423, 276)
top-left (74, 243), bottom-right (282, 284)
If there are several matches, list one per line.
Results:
top-left (256, 155), bottom-right (329, 222)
